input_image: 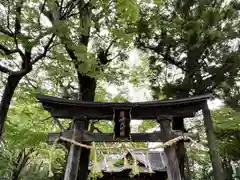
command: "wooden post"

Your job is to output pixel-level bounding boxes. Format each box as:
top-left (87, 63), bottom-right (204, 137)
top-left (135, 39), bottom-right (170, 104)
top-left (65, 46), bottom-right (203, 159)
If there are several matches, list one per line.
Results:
top-left (64, 117), bottom-right (87, 180)
top-left (202, 102), bottom-right (224, 180)
top-left (77, 120), bottom-right (90, 180)
top-left (173, 117), bottom-right (191, 180)
top-left (158, 115), bottom-right (182, 180)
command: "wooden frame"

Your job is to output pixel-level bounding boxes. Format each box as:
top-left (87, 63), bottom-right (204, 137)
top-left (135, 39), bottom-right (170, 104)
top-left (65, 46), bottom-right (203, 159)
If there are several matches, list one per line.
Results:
top-left (36, 93), bottom-right (224, 180)
top-left (36, 94), bottom-right (211, 119)
top-left (47, 130), bottom-right (197, 143)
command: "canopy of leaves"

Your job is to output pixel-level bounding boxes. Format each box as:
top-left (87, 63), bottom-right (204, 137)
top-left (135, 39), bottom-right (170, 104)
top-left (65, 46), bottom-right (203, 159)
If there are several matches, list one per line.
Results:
top-left (0, 0), bottom-right (240, 180)
top-left (136, 0), bottom-right (240, 100)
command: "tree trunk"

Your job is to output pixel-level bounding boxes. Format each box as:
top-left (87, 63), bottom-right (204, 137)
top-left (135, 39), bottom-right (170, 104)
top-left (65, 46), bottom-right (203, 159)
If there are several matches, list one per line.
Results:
top-left (172, 61), bottom-right (193, 180)
top-left (0, 74), bottom-right (22, 138)
top-left (12, 148), bottom-right (33, 180)
top-left (77, 73), bottom-right (96, 102)
top-left (75, 1), bottom-right (95, 179)
top-left (77, 73), bottom-right (96, 180)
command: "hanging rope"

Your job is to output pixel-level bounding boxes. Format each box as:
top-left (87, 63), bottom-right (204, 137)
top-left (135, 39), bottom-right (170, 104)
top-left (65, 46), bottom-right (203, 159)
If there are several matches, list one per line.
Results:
top-left (49, 135), bottom-right (200, 178)
top-left (58, 135), bottom-right (191, 151)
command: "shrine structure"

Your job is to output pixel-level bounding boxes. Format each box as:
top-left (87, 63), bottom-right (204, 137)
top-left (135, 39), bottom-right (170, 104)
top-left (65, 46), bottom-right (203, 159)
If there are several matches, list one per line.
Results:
top-left (37, 93), bottom-right (223, 180)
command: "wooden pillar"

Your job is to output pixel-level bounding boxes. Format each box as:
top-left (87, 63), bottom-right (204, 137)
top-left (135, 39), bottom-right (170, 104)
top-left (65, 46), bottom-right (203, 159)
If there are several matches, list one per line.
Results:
top-left (202, 102), bottom-right (224, 180)
top-left (77, 120), bottom-right (90, 180)
top-left (64, 117), bottom-right (87, 180)
top-left (158, 115), bottom-right (181, 180)
top-left (173, 117), bottom-right (191, 180)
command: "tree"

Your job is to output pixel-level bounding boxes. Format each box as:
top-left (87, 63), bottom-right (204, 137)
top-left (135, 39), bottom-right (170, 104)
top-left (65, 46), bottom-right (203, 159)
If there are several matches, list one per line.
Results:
top-left (40, 0), bottom-right (140, 179)
top-left (0, 0), bottom-right (58, 138)
top-left (136, 0), bottom-right (240, 98)
top-left (135, 0), bottom-right (240, 179)
top-left (0, 85), bottom-right (66, 179)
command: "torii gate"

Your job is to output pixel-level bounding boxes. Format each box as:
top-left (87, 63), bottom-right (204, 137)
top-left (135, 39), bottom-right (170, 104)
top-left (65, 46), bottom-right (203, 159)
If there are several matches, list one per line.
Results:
top-left (37, 93), bottom-right (223, 180)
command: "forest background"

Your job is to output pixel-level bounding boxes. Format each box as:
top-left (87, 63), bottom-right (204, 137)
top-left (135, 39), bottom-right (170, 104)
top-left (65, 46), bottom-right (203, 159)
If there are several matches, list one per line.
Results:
top-left (0, 0), bottom-right (240, 179)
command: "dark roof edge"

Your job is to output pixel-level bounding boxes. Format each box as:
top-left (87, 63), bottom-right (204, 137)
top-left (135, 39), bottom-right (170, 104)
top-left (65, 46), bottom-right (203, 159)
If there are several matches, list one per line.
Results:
top-left (36, 93), bottom-right (212, 107)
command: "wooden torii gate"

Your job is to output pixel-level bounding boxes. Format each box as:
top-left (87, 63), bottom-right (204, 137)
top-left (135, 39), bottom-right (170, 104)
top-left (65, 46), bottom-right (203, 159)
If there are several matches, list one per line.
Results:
top-left (37, 93), bottom-right (223, 180)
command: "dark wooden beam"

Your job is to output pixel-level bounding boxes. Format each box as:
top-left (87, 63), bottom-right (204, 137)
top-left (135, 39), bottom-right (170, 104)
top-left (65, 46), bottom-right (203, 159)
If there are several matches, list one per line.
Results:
top-left (45, 107), bottom-right (197, 119)
top-left (47, 130), bottom-right (197, 143)
top-left (36, 94), bottom-right (212, 119)
top-left (158, 116), bottom-right (181, 180)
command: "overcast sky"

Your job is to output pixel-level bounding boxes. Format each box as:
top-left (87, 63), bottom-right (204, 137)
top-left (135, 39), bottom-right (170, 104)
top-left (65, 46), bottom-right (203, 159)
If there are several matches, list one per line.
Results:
top-left (105, 48), bottom-right (225, 134)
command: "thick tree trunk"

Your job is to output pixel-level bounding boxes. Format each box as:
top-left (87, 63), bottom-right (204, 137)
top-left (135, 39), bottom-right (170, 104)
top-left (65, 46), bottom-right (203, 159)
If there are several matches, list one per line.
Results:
top-left (172, 62), bottom-right (194, 180)
top-left (0, 74), bottom-right (22, 138)
top-left (78, 73), bottom-right (96, 102)
top-left (77, 73), bottom-right (96, 180)
top-left (75, 1), bottom-right (95, 178)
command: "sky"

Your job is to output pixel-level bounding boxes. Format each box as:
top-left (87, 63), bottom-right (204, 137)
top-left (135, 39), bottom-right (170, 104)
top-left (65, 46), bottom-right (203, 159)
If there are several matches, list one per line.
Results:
top-left (105, 48), bottom-right (225, 136)
top-left (107, 48), bottom-right (224, 107)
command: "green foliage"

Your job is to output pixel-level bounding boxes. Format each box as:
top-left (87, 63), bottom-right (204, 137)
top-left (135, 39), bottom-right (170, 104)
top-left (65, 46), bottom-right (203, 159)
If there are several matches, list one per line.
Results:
top-left (213, 107), bottom-right (240, 160)
top-left (187, 106), bottom-right (240, 179)
top-left (138, 120), bottom-right (158, 132)
top-left (0, 89), bottom-right (65, 179)
top-left (136, 0), bottom-right (240, 100)
top-left (1, 0), bottom-right (239, 180)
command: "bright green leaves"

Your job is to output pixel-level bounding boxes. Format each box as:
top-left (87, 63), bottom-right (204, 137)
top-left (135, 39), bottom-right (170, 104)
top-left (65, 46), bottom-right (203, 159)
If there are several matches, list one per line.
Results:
top-left (74, 44), bottom-right (88, 62)
top-left (52, 21), bottom-right (70, 37)
top-left (130, 57), bottom-right (151, 87)
top-left (138, 120), bottom-right (158, 132)
top-left (213, 107), bottom-right (240, 131)
top-left (5, 96), bottom-right (50, 149)
top-left (46, 1), bottom-right (58, 11)
top-left (111, 28), bottom-right (135, 47)
top-left (74, 44), bottom-right (100, 77)
top-left (93, 121), bottom-right (113, 133)
top-left (0, 87), bottom-right (65, 179)
top-left (212, 107), bottom-right (240, 160)
top-left (116, 0), bottom-right (140, 23)
top-left (154, 0), bottom-right (162, 5)
top-left (108, 0), bottom-right (140, 48)
top-left (202, 7), bottom-right (220, 28)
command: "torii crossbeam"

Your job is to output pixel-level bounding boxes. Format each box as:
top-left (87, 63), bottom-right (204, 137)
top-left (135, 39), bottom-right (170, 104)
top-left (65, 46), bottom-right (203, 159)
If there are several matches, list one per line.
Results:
top-left (37, 93), bottom-right (223, 180)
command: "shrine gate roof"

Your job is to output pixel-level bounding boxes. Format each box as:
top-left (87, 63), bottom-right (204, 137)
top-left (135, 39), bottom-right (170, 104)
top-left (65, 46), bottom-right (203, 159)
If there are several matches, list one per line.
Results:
top-left (36, 94), bottom-right (212, 120)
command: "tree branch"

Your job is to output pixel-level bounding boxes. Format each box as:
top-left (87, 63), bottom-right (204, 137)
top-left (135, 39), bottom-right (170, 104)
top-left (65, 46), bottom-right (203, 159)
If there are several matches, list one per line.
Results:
top-left (108, 51), bottom-right (122, 62)
top-left (30, 34), bottom-right (55, 65)
top-left (15, 0), bottom-right (24, 35)
top-left (59, 0), bottom-right (64, 14)
top-left (0, 44), bottom-right (24, 56)
top-left (37, 0), bottom-right (47, 33)
top-left (0, 64), bottom-right (13, 74)
top-left (94, 126), bottom-right (103, 133)
top-left (0, 25), bottom-right (14, 37)
top-left (6, 1), bottom-right (12, 34)
top-left (61, 0), bottom-right (82, 19)
top-left (69, 1), bottom-right (89, 17)
top-left (106, 39), bottom-right (116, 53)
top-left (139, 41), bottom-right (186, 71)
top-left (24, 76), bottom-right (37, 89)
